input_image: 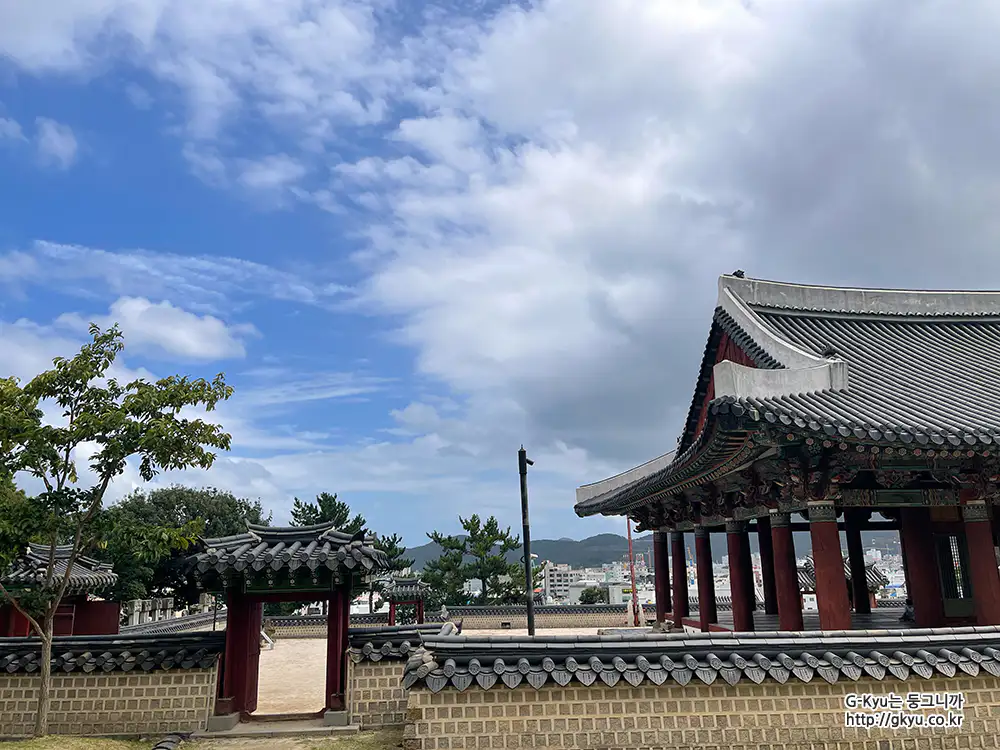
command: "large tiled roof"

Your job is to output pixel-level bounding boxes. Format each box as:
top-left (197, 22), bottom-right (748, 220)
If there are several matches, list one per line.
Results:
top-left (0, 632), bottom-right (225, 674)
top-left (2, 544), bottom-right (117, 595)
top-left (403, 626), bottom-right (1000, 692)
top-left (576, 274), bottom-right (1000, 518)
top-left (188, 521), bottom-right (390, 588)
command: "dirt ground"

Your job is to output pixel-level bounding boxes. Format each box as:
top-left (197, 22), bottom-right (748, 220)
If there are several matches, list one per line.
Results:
top-left (256, 639), bottom-right (326, 714)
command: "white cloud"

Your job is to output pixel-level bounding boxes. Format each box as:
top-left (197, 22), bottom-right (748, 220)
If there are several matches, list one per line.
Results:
top-left (34, 117), bottom-right (78, 168)
top-left (0, 116), bottom-right (26, 141)
top-left (55, 296), bottom-right (258, 360)
top-left (125, 83), bottom-right (154, 109)
top-left (0, 241), bottom-right (349, 313)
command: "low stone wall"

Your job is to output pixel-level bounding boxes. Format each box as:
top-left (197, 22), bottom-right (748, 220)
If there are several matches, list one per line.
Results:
top-left (404, 675), bottom-right (996, 749)
top-left (441, 605), bottom-right (631, 630)
top-left (0, 632), bottom-right (225, 738)
top-left (347, 623), bottom-right (448, 730)
top-left (349, 658), bottom-right (410, 729)
top-left (401, 626), bottom-right (1000, 749)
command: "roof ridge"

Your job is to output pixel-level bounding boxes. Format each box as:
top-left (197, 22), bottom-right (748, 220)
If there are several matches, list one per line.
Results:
top-left (721, 274), bottom-right (1000, 316)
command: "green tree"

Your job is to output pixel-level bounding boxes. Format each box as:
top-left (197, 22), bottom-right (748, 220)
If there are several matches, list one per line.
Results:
top-left (369, 533), bottom-right (414, 612)
top-left (579, 586), bottom-right (608, 604)
top-left (421, 532), bottom-right (469, 610)
top-left (284, 492), bottom-right (366, 616)
top-left (0, 324), bottom-right (232, 737)
top-left (98, 486), bottom-right (270, 608)
top-left (289, 492), bottom-right (365, 534)
top-left (424, 515), bottom-right (530, 607)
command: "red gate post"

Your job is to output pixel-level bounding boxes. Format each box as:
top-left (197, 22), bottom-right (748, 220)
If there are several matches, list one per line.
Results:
top-left (325, 588), bottom-right (347, 713)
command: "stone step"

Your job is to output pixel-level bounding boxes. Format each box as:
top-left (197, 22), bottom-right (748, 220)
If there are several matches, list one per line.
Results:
top-left (193, 718), bottom-right (359, 739)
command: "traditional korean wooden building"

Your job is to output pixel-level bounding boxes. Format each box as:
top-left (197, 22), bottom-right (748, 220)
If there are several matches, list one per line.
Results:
top-left (384, 576), bottom-right (430, 625)
top-left (576, 273), bottom-right (1000, 633)
top-left (188, 521), bottom-right (389, 723)
top-left (0, 544), bottom-right (119, 636)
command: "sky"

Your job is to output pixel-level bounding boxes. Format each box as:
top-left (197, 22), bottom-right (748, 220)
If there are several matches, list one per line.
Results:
top-left (4, 1), bottom-right (1000, 546)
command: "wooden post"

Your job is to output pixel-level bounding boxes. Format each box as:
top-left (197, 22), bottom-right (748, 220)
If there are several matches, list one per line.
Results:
top-left (757, 516), bottom-right (779, 615)
top-left (388, 601), bottom-right (396, 626)
top-left (416, 600), bottom-right (425, 624)
top-left (726, 520), bottom-right (754, 632)
top-left (653, 530), bottom-right (671, 626)
top-left (808, 502), bottom-right (852, 631)
top-left (900, 507), bottom-right (945, 627)
top-left (695, 527), bottom-right (717, 631)
top-left (845, 510), bottom-right (870, 615)
top-left (325, 589), bottom-right (346, 711)
top-left (671, 531), bottom-right (689, 619)
top-left (770, 512), bottom-right (804, 631)
top-left (963, 500), bottom-right (1000, 626)
top-left (221, 588), bottom-right (254, 716)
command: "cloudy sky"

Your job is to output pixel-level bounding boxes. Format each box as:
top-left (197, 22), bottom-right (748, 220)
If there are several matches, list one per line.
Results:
top-left (2, 0), bottom-right (1000, 545)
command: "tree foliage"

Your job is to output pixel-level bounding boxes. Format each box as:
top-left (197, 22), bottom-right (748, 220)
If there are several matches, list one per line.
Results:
top-left (0, 324), bottom-right (232, 737)
top-left (289, 492), bottom-right (365, 534)
top-left (369, 532), bottom-right (414, 612)
top-left (98, 486), bottom-right (270, 607)
top-left (423, 514), bottom-right (536, 608)
top-left (579, 586), bottom-right (608, 605)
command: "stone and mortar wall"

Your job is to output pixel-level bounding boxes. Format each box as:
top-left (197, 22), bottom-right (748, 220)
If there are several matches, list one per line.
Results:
top-left (0, 667), bottom-right (218, 738)
top-left (443, 606), bottom-right (631, 631)
top-left (266, 607), bottom-right (632, 638)
top-left (348, 658), bottom-right (409, 729)
top-left (403, 674), bottom-right (1000, 750)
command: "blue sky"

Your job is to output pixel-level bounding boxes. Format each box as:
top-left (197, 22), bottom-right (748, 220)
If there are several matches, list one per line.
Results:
top-left (4, 1), bottom-right (1000, 546)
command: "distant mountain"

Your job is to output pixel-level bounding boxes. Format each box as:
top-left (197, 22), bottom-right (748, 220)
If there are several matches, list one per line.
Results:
top-left (405, 529), bottom-right (901, 570)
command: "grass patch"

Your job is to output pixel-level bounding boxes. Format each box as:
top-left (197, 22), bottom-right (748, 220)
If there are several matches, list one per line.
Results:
top-left (0, 739), bottom-right (147, 750)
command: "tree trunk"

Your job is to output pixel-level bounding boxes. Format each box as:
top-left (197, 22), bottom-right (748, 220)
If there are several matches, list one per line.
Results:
top-left (34, 618), bottom-right (54, 737)
top-left (368, 588), bottom-right (374, 614)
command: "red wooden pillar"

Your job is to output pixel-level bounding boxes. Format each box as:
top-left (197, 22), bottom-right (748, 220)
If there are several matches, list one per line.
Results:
top-left (694, 527), bottom-right (717, 631)
top-left (900, 507), bottom-right (945, 627)
top-left (757, 516), bottom-right (779, 616)
top-left (963, 500), bottom-right (1000, 625)
top-left (845, 510), bottom-right (870, 615)
top-left (221, 588), bottom-right (254, 716)
top-left (326, 589), bottom-right (348, 711)
top-left (726, 520), bottom-right (754, 632)
top-left (416, 600), bottom-right (425, 624)
top-left (770, 512), bottom-right (804, 631)
top-left (653, 530), bottom-right (671, 626)
top-left (388, 601), bottom-right (396, 626)
top-left (671, 531), bottom-right (689, 619)
top-left (808, 502), bottom-right (851, 631)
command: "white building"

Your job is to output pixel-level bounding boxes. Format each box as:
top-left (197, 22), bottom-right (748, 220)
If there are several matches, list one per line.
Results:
top-left (543, 562), bottom-right (586, 600)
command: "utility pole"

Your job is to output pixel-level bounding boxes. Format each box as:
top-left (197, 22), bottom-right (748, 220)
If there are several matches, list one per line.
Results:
top-left (518, 445), bottom-right (535, 636)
